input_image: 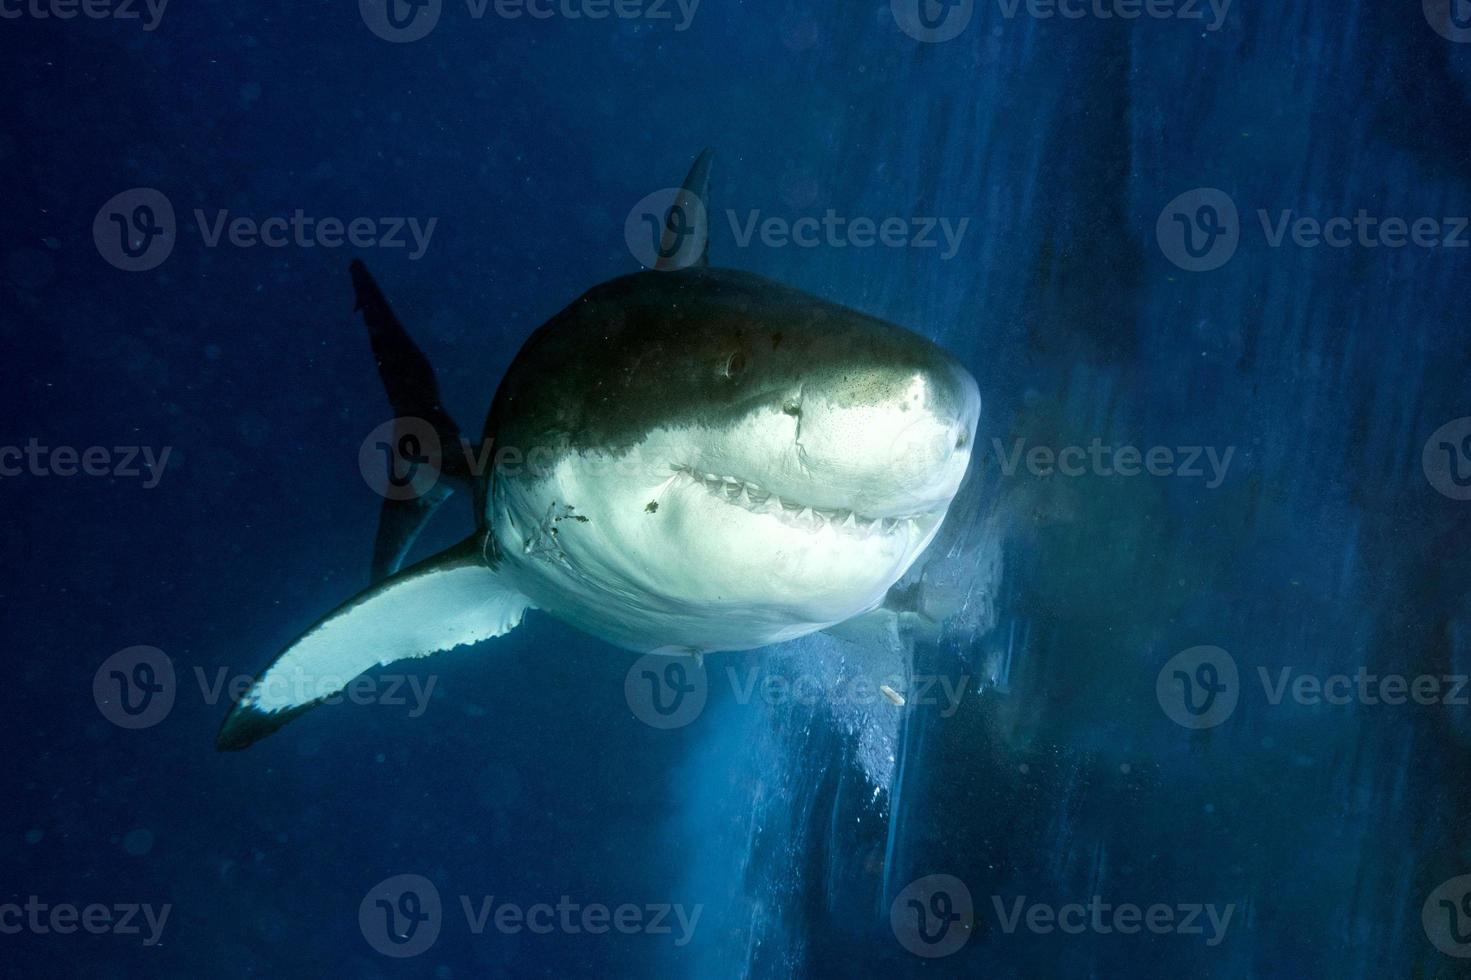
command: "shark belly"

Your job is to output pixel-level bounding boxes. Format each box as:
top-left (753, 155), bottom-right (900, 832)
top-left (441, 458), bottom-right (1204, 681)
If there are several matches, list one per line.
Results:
top-left (489, 447), bottom-right (942, 654)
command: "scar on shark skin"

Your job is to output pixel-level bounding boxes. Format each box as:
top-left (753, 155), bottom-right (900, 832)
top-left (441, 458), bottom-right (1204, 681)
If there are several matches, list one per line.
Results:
top-left (525, 504), bottom-right (585, 553)
top-left (550, 504), bottom-right (591, 529)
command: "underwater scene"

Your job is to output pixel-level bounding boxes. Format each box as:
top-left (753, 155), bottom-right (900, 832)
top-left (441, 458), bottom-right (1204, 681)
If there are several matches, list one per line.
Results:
top-left (4, 0), bottom-right (1471, 976)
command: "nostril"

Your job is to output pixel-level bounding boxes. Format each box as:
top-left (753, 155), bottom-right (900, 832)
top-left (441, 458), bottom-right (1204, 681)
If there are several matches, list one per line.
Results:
top-left (955, 428), bottom-right (969, 450)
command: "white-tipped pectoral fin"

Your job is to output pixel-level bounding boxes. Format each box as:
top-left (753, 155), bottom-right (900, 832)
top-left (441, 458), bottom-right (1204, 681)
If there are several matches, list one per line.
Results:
top-left (217, 537), bottom-right (531, 751)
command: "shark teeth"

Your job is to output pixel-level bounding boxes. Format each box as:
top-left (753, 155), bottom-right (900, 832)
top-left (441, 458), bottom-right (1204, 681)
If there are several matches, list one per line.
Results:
top-left (671, 464), bottom-right (929, 537)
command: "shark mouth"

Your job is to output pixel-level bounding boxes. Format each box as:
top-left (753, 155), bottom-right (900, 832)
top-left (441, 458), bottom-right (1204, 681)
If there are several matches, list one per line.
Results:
top-left (671, 465), bottom-right (938, 538)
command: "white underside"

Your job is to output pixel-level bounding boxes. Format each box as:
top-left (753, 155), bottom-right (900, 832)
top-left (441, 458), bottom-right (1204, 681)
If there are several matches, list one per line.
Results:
top-left (493, 426), bottom-right (952, 654)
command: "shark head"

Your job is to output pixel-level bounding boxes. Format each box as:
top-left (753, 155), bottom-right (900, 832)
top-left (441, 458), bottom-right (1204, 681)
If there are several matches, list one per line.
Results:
top-left (485, 267), bottom-right (980, 653)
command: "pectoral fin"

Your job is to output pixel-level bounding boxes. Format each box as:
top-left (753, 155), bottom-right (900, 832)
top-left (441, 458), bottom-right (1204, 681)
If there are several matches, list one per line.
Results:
top-left (217, 536), bottom-right (531, 751)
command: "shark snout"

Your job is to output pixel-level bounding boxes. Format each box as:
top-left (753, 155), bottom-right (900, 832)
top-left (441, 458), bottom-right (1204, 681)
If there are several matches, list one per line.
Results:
top-left (791, 361), bottom-right (980, 517)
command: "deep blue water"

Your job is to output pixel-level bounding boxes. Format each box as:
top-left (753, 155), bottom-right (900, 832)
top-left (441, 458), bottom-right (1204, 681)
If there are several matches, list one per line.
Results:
top-left (5, 0), bottom-right (1471, 976)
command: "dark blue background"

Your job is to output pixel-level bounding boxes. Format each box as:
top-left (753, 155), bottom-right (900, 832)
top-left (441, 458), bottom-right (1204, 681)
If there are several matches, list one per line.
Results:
top-left (3, 0), bottom-right (1471, 976)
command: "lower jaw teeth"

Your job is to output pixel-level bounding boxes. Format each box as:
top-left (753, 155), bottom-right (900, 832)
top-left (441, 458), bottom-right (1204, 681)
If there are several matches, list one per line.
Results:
top-left (680, 465), bottom-right (921, 535)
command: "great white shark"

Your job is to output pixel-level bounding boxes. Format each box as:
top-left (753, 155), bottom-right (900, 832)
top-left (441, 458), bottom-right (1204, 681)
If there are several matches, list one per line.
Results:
top-left (217, 151), bottom-right (981, 750)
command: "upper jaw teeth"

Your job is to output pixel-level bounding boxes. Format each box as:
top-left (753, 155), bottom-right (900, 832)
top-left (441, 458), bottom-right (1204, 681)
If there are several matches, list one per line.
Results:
top-left (673, 465), bottom-right (928, 535)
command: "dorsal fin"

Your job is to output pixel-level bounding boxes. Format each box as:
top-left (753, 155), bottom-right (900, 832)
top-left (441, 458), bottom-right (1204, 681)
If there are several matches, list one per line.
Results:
top-left (350, 260), bottom-right (473, 582)
top-left (655, 148), bottom-right (713, 271)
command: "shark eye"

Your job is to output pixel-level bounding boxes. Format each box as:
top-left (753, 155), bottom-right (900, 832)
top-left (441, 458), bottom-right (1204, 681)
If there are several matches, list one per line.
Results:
top-left (720, 351), bottom-right (747, 381)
